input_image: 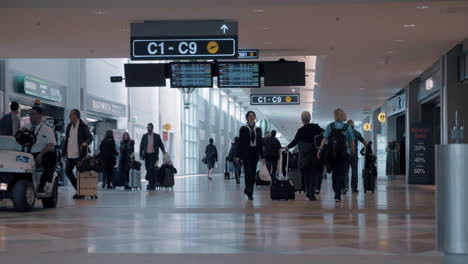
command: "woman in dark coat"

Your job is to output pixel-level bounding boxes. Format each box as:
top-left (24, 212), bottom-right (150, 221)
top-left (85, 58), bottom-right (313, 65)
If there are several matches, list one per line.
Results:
top-left (119, 132), bottom-right (135, 190)
top-left (205, 138), bottom-right (218, 180)
top-left (235, 111), bottom-right (264, 201)
top-left (99, 130), bottom-right (118, 189)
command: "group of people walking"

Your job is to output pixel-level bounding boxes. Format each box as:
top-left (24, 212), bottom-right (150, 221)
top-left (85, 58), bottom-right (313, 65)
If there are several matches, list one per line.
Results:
top-left (212, 108), bottom-right (368, 203)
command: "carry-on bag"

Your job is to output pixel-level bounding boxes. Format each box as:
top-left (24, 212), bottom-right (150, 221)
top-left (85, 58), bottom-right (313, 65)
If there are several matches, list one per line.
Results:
top-left (224, 157), bottom-right (230, 179)
top-left (112, 167), bottom-right (125, 187)
top-left (271, 153), bottom-right (296, 200)
top-left (363, 165), bottom-right (377, 193)
top-left (77, 171), bottom-right (98, 199)
top-left (162, 165), bottom-right (175, 188)
top-left (129, 169), bottom-right (141, 190)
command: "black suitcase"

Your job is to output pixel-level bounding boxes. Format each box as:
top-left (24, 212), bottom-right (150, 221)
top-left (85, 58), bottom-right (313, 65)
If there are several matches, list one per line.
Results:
top-left (112, 167), bottom-right (125, 187)
top-left (271, 152), bottom-right (296, 200)
top-left (270, 179), bottom-right (296, 200)
top-left (161, 166), bottom-right (175, 188)
top-left (363, 165), bottom-right (377, 193)
top-left (224, 158), bottom-right (230, 179)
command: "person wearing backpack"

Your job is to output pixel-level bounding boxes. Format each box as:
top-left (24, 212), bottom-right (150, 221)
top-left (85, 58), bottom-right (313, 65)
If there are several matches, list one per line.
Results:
top-left (263, 130), bottom-right (282, 181)
top-left (317, 109), bottom-right (355, 203)
top-left (285, 111), bottom-right (324, 201)
top-left (204, 138), bottom-right (218, 180)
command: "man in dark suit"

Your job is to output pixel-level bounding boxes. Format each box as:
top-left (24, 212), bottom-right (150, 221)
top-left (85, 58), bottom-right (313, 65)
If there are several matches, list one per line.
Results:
top-left (0, 101), bottom-right (20, 136)
top-left (139, 123), bottom-right (165, 190)
top-left (63, 109), bottom-right (93, 199)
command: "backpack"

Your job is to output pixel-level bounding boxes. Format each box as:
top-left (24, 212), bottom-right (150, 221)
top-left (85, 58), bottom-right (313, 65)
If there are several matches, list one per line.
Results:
top-left (328, 123), bottom-right (349, 160)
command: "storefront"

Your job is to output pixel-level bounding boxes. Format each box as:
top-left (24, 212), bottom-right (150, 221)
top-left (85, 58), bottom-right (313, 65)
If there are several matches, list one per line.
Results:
top-left (407, 61), bottom-right (442, 185)
top-left (86, 94), bottom-right (127, 154)
top-left (385, 92), bottom-right (406, 175)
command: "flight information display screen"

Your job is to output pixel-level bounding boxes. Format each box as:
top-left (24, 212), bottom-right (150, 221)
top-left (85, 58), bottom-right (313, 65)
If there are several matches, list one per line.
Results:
top-left (218, 62), bottom-right (260, 88)
top-left (170, 63), bottom-right (213, 88)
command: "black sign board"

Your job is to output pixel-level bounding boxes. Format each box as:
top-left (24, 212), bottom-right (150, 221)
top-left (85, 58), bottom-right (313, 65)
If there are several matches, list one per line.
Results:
top-left (170, 63), bottom-right (213, 88)
top-left (131, 37), bottom-right (237, 60)
top-left (218, 62), bottom-right (260, 88)
top-left (408, 123), bottom-right (435, 185)
top-left (251, 94), bottom-right (300, 105)
top-left (237, 49), bottom-right (259, 59)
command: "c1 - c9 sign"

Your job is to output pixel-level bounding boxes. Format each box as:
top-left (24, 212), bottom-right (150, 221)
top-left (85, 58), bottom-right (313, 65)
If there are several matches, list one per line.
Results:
top-left (131, 37), bottom-right (237, 60)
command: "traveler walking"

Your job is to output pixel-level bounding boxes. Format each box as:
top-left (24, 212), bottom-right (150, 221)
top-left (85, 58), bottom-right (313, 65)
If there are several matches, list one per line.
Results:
top-left (0, 101), bottom-right (20, 136)
top-left (100, 130), bottom-right (118, 189)
top-left (285, 111), bottom-right (324, 201)
top-left (139, 123), bottom-right (165, 190)
top-left (63, 109), bottom-right (93, 199)
top-left (119, 132), bottom-right (134, 190)
top-left (263, 130), bottom-right (282, 181)
top-left (317, 109), bottom-right (355, 203)
top-left (343, 120), bottom-right (368, 194)
top-left (264, 131), bottom-right (271, 139)
top-left (235, 111), bottom-right (264, 201)
top-left (22, 106), bottom-right (57, 193)
top-left (228, 137), bottom-right (242, 184)
top-left (204, 138), bottom-right (218, 180)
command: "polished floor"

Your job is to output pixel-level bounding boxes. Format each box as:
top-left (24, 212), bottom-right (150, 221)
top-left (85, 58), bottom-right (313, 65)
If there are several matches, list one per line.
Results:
top-left (0, 173), bottom-right (443, 263)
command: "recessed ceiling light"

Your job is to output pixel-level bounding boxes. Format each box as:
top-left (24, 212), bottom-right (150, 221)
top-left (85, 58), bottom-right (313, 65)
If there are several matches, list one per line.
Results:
top-left (360, 88), bottom-right (366, 90)
top-left (253, 9), bottom-right (265, 13)
top-left (263, 27), bottom-right (270, 31)
top-left (403, 24), bottom-right (416, 28)
top-left (386, 51), bottom-right (394, 54)
top-left (394, 39), bottom-right (405, 43)
top-left (264, 41), bottom-right (273, 45)
top-left (94, 10), bottom-right (106, 15)
top-left (120, 28), bottom-right (129, 32)
top-left (416, 5), bottom-right (430, 9)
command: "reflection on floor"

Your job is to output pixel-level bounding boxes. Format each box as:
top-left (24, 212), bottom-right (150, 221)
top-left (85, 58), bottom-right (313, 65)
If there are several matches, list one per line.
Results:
top-left (0, 174), bottom-right (441, 263)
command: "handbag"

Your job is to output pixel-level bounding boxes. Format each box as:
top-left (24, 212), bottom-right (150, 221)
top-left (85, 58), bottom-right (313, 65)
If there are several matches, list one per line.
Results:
top-left (202, 156), bottom-right (207, 164)
top-left (259, 163), bottom-right (272, 182)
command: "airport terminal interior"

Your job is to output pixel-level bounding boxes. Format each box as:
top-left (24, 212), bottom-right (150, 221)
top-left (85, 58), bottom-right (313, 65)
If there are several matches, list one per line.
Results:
top-left (1, 1), bottom-right (468, 263)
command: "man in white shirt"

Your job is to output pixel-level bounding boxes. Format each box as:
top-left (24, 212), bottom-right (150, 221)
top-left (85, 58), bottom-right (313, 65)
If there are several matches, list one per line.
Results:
top-left (63, 109), bottom-right (93, 199)
top-left (23, 106), bottom-right (56, 193)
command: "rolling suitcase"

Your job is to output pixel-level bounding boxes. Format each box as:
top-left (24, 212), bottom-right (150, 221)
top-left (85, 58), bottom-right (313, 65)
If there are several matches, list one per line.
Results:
top-left (112, 167), bottom-right (125, 187)
top-left (271, 153), bottom-right (295, 200)
top-left (363, 165), bottom-right (377, 193)
top-left (162, 166), bottom-right (175, 188)
top-left (129, 169), bottom-right (141, 190)
top-left (77, 171), bottom-right (98, 199)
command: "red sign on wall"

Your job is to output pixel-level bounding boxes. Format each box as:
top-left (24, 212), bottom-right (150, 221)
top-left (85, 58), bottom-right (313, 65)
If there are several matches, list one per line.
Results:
top-left (163, 131), bottom-right (169, 142)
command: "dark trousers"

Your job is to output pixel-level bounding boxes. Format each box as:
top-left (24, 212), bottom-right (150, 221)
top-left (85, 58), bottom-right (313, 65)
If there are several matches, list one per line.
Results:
top-left (33, 151), bottom-right (56, 187)
top-left (103, 166), bottom-right (113, 186)
top-left (120, 163), bottom-right (130, 186)
top-left (242, 150), bottom-right (259, 196)
top-left (65, 158), bottom-right (79, 190)
top-left (234, 160), bottom-right (242, 182)
top-left (144, 153), bottom-right (158, 188)
top-left (266, 158), bottom-right (279, 181)
top-left (301, 164), bottom-right (320, 198)
top-left (331, 158), bottom-right (348, 199)
top-left (345, 155), bottom-right (359, 191)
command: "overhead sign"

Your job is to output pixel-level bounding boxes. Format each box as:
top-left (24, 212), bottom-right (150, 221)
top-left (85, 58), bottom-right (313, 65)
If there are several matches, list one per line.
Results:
top-left (378, 112), bottom-right (387, 123)
top-left (237, 49), bottom-right (259, 59)
top-left (363, 123), bottom-right (372, 131)
top-left (87, 95), bottom-right (127, 118)
top-left (163, 123), bottom-right (172, 131)
top-left (251, 94), bottom-right (300, 105)
top-left (386, 94), bottom-right (406, 117)
top-left (17, 75), bottom-right (63, 103)
top-left (131, 20), bottom-right (238, 60)
top-left (376, 134), bottom-right (387, 179)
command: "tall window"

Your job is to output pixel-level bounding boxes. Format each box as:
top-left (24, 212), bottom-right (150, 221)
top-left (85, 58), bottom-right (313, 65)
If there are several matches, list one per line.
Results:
top-left (183, 91), bottom-right (198, 174)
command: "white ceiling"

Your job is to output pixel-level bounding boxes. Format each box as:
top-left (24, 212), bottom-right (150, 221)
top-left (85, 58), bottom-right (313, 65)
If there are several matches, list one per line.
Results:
top-left (1, 1), bottom-right (468, 140)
